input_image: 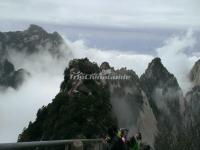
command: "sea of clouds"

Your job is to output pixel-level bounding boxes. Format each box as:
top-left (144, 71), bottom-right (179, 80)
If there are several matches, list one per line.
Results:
top-left (0, 29), bottom-right (199, 142)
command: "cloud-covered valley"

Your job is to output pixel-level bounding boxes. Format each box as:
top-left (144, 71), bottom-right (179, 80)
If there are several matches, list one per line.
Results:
top-left (0, 28), bottom-right (199, 142)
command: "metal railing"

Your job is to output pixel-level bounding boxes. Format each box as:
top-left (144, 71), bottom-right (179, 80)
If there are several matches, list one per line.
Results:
top-left (0, 139), bottom-right (104, 150)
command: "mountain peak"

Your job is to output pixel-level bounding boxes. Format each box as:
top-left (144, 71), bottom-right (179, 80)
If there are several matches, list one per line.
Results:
top-left (140, 57), bottom-right (180, 95)
top-left (26, 24), bottom-right (47, 34)
top-left (0, 24), bottom-right (66, 56)
top-left (68, 58), bottom-right (99, 74)
top-left (142, 57), bottom-right (169, 79)
top-left (149, 57), bottom-right (161, 67)
top-left (100, 62), bottom-right (111, 70)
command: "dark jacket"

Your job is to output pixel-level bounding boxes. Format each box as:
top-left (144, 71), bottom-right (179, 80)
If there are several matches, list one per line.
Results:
top-left (110, 135), bottom-right (126, 150)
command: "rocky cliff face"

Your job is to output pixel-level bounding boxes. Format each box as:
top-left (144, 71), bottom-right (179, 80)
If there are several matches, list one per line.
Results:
top-left (101, 63), bottom-right (157, 146)
top-left (140, 57), bottom-right (180, 97)
top-left (0, 59), bottom-right (29, 89)
top-left (190, 59), bottom-right (200, 86)
top-left (140, 57), bottom-right (183, 119)
top-left (186, 86), bottom-right (200, 117)
top-left (179, 60), bottom-right (200, 150)
top-left (186, 59), bottom-right (200, 122)
top-left (140, 58), bottom-right (184, 150)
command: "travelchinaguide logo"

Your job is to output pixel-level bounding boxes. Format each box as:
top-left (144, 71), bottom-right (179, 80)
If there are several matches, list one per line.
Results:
top-left (70, 69), bottom-right (131, 80)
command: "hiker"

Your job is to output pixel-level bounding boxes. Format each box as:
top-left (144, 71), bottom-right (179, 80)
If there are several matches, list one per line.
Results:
top-left (135, 132), bottom-right (142, 142)
top-left (118, 128), bottom-right (129, 144)
top-left (128, 132), bottom-right (142, 150)
top-left (128, 135), bottom-right (139, 150)
top-left (134, 132), bottom-right (151, 150)
top-left (105, 126), bottom-right (126, 150)
top-left (136, 132), bottom-right (142, 148)
top-left (120, 128), bottom-right (129, 150)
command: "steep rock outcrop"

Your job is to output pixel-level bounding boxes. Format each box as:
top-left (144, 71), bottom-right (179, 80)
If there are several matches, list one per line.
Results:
top-left (190, 59), bottom-right (200, 85)
top-left (18, 58), bottom-right (116, 143)
top-left (0, 59), bottom-right (29, 89)
top-left (140, 57), bottom-right (182, 117)
top-left (140, 57), bottom-right (183, 150)
top-left (100, 62), bottom-right (157, 146)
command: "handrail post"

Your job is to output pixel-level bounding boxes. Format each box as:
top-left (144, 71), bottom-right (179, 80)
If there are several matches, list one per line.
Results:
top-left (72, 140), bottom-right (83, 150)
top-left (99, 143), bottom-right (101, 150)
top-left (65, 144), bottom-right (69, 150)
top-left (93, 142), bottom-right (101, 150)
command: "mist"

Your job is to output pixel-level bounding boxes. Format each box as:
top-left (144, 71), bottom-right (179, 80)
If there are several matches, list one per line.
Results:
top-left (156, 30), bottom-right (199, 94)
top-left (0, 28), bottom-right (199, 143)
top-left (66, 30), bottom-right (199, 146)
top-left (0, 43), bottom-right (71, 142)
top-left (67, 30), bottom-right (199, 93)
top-left (0, 74), bottom-right (61, 142)
top-left (65, 38), bottom-right (153, 76)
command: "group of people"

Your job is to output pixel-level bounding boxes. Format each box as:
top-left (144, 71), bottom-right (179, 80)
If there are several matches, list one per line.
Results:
top-left (103, 126), bottom-right (151, 150)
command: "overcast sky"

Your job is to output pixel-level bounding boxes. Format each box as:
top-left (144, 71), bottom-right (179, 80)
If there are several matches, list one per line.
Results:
top-left (0, 0), bottom-right (200, 29)
top-left (0, 0), bottom-right (200, 143)
top-left (0, 0), bottom-right (199, 54)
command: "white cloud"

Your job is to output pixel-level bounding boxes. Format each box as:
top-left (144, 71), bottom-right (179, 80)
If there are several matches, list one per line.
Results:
top-left (0, 29), bottom-right (199, 142)
top-left (0, 74), bottom-right (61, 142)
top-left (66, 30), bottom-right (199, 93)
top-left (156, 30), bottom-right (199, 94)
top-left (0, 35), bottom-right (153, 142)
top-left (0, 44), bottom-right (71, 142)
top-left (0, 0), bottom-right (200, 28)
top-left (65, 38), bottom-right (153, 76)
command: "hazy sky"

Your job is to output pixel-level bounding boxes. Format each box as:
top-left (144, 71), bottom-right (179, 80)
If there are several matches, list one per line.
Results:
top-left (0, 0), bottom-right (200, 29)
top-left (0, 0), bottom-right (199, 54)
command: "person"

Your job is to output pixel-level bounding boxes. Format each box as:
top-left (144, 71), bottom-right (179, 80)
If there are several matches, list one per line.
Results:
top-left (128, 136), bottom-right (139, 150)
top-left (135, 132), bottom-right (142, 149)
top-left (127, 132), bottom-right (142, 150)
top-left (121, 130), bottom-right (126, 143)
top-left (134, 132), bottom-right (151, 150)
top-left (121, 128), bottom-right (129, 143)
top-left (135, 132), bottom-right (142, 142)
top-left (105, 126), bottom-right (126, 150)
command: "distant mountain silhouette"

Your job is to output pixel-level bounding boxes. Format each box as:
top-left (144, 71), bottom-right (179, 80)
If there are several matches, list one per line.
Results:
top-left (0, 24), bottom-right (67, 89)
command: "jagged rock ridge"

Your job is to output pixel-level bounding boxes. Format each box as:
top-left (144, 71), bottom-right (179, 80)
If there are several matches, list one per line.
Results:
top-left (0, 24), bottom-right (65, 58)
top-left (140, 57), bottom-right (180, 96)
top-left (140, 57), bottom-right (184, 150)
top-left (190, 59), bottom-right (200, 85)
